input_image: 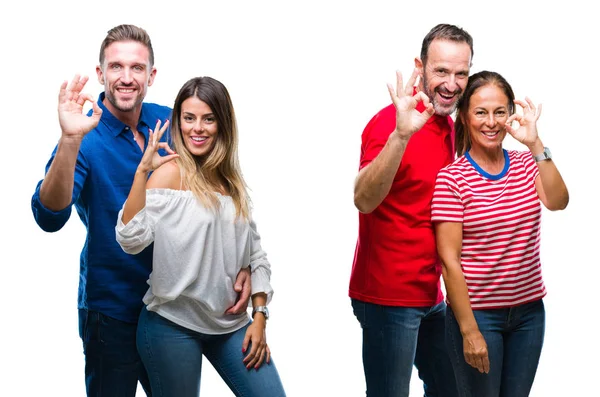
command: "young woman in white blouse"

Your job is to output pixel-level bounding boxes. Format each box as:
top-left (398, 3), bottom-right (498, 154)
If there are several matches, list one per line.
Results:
top-left (116, 76), bottom-right (285, 397)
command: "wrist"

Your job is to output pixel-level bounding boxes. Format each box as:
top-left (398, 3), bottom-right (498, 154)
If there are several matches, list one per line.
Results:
top-left (59, 135), bottom-right (83, 148)
top-left (251, 312), bottom-right (267, 325)
top-left (459, 323), bottom-right (480, 338)
top-left (527, 138), bottom-right (544, 155)
top-left (390, 130), bottom-right (411, 144)
top-left (251, 305), bottom-right (269, 321)
top-left (136, 166), bottom-right (151, 175)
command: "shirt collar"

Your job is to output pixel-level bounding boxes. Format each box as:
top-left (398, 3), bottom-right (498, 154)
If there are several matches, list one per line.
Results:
top-left (96, 92), bottom-right (156, 138)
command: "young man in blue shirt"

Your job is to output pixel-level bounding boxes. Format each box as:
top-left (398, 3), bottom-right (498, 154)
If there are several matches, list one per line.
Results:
top-left (31, 24), bottom-right (251, 396)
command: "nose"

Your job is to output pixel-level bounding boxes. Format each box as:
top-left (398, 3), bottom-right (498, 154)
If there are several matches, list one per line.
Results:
top-left (445, 75), bottom-right (459, 93)
top-left (193, 120), bottom-right (204, 132)
top-left (120, 68), bottom-right (133, 84)
top-left (485, 113), bottom-right (496, 127)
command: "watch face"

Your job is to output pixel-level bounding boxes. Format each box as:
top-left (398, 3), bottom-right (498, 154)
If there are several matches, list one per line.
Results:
top-left (253, 306), bottom-right (269, 320)
top-left (534, 148), bottom-right (552, 162)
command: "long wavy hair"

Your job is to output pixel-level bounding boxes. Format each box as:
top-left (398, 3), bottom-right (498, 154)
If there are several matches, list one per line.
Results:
top-left (454, 71), bottom-right (516, 157)
top-left (169, 76), bottom-right (250, 219)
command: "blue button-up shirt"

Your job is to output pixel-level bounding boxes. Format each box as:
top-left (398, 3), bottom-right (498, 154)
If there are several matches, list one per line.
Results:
top-left (31, 93), bottom-right (172, 323)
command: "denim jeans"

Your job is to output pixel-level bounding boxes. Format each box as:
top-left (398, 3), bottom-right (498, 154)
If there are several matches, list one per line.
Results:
top-left (446, 299), bottom-right (545, 397)
top-left (78, 309), bottom-right (152, 397)
top-left (137, 307), bottom-right (286, 397)
top-left (352, 299), bottom-right (458, 397)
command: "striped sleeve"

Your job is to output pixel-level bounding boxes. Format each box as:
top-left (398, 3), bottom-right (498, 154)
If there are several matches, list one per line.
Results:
top-left (431, 167), bottom-right (464, 223)
top-left (518, 150), bottom-right (541, 184)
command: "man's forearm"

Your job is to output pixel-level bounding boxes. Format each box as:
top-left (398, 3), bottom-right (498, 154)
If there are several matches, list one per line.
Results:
top-left (354, 133), bottom-right (408, 213)
top-left (39, 137), bottom-right (82, 211)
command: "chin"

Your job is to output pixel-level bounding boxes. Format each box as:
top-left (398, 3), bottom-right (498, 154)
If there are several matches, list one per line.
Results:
top-left (185, 145), bottom-right (212, 158)
top-left (194, 150), bottom-right (210, 158)
top-left (115, 100), bottom-right (137, 112)
top-left (433, 103), bottom-right (456, 117)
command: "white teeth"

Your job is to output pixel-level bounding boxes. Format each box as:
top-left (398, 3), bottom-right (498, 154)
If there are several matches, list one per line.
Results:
top-left (483, 131), bottom-right (498, 137)
top-left (191, 136), bottom-right (206, 141)
top-left (438, 92), bottom-right (455, 99)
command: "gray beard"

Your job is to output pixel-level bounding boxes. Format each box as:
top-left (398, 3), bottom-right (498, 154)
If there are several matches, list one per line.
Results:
top-left (422, 78), bottom-right (459, 117)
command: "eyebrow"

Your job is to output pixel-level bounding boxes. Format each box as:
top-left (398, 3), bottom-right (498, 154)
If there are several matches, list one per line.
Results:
top-left (106, 61), bottom-right (147, 67)
top-left (432, 66), bottom-right (469, 75)
top-left (473, 106), bottom-right (508, 111)
top-left (182, 112), bottom-right (215, 117)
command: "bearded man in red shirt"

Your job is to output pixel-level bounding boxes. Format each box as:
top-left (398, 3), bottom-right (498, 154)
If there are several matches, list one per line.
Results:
top-left (349, 23), bottom-right (473, 397)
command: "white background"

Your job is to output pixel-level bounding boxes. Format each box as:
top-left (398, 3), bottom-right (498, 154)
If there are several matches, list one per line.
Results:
top-left (1, 0), bottom-right (597, 395)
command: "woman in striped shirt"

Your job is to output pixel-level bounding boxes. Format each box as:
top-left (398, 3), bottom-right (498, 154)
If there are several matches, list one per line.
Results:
top-left (431, 71), bottom-right (569, 397)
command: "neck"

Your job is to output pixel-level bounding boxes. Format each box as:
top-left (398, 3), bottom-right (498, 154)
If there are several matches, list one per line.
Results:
top-left (103, 97), bottom-right (142, 128)
top-left (468, 145), bottom-right (505, 173)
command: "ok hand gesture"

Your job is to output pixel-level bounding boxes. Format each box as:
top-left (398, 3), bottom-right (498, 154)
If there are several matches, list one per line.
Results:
top-left (137, 119), bottom-right (179, 173)
top-left (505, 97), bottom-right (542, 148)
top-left (58, 75), bottom-right (102, 142)
top-left (387, 69), bottom-right (435, 140)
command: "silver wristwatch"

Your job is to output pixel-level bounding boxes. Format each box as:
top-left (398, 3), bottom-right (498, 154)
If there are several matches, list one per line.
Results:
top-left (532, 147), bottom-right (552, 162)
top-left (252, 306), bottom-right (269, 320)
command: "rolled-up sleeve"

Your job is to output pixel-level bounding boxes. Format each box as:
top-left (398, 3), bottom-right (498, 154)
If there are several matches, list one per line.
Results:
top-left (31, 180), bottom-right (73, 232)
top-left (248, 219), bottom-right (273, 305)
top-left (116, 193), bottom-right (164, 255)
top-left (31, 148), bottom-right (89, 233)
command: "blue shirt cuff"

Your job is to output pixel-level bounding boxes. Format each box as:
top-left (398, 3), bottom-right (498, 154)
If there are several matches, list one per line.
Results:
top-left (31, 185), bottom-right (72, 232)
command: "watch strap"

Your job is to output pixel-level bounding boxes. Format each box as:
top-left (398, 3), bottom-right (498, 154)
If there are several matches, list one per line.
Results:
top-left (533, 147), bottom-right (551, 162)
top-left (252, 306), bottom-right (269, 320)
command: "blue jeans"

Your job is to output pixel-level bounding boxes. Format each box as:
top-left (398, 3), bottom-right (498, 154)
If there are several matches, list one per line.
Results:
top-left (446, 300), bottom-right (545, 397)
top-left (352, 299), bottom-right (458, 397)
top-left (79, 309), bottom-right (152, 396)
top-left (137, 307), bottom-right (286, 397)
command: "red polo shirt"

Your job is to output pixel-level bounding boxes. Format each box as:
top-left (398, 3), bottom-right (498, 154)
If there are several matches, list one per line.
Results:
top-left (349, 103), bottom-right (454, 306)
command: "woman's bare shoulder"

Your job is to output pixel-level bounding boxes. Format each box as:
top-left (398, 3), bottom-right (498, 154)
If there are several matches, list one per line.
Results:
top-left (147, 161), bottom-right (181, 190)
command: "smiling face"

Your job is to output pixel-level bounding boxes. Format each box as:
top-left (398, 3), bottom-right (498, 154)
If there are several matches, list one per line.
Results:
top-left (417, 39), bottom-right (471, 116)
top-left (180, 96), bottom-right (218, 158)
top-left (96, 40), bottom-right (156, 115)
top-left (464, 84), bottom-right (510, 153)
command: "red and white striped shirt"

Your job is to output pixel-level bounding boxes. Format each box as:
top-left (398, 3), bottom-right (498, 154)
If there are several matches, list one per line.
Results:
top-left (431, 149), bottom-right (545, 309)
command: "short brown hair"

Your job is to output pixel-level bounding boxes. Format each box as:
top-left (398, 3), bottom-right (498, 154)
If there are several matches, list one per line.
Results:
top-left (98, 24), bottom-right (154, 67)
top-left (420, 24), bottom-right (473, 67)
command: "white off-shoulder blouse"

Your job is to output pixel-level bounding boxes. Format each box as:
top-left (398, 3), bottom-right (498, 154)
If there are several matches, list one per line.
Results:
top-left (115, 189), bottom-right (273, 335)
